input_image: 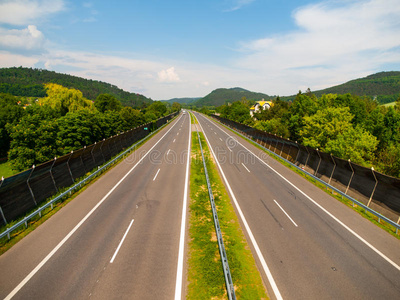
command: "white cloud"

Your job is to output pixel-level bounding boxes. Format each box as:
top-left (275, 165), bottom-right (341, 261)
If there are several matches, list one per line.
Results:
top-left (157, 67), bottom-right (181, 83)
top-left (236, 0), bottom-right (400, 94)
top-left (0, 0), bottom-right (65, 26)
top-left (0, 25), bottom-right (45, 50)
top-left (0, 51), bottom-right (39, 67)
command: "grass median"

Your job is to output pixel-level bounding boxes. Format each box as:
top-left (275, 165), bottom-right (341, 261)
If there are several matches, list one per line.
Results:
top-left (187, 130), bottom-right (268, 299)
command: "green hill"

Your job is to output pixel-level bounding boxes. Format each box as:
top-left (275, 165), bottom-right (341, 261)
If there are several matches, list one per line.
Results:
top-left (163, 97), bottom-right (200, 105)
top-left (281, 71), bottom-right (400, 104)
top-left (0, 67), bottom-right (152, 107)
top-left (194, 87), bottom-right (274, 107)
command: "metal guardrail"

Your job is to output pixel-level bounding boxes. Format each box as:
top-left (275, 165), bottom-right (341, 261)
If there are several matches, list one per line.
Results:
top-left (0, 115), bottom-right (177, 240)
top-left (194, 120), bottom-right (236, 300)
top-left (211, 115), bottom-right (400, 235)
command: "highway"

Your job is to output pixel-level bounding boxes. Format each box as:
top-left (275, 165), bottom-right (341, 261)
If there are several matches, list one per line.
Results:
top-left (1, 109), bottom-right (400, 300)
top-left (192, 112), bottom-right (400, 300)
top-left (0, 112), bottom-right (191, 299)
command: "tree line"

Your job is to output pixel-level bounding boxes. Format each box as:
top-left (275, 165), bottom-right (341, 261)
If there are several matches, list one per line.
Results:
top-left (216, 92), bottom-right (400, 178)
top-left (0, 83), bottom-right (181, 172)
top-left (0, 67), bottom-right (152, 107)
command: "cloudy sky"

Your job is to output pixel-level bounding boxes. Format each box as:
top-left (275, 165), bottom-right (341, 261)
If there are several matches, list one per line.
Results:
top-left (0, 0), bottom-right (399, 100)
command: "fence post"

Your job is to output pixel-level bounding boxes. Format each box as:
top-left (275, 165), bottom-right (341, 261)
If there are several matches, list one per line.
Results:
top-left (345, 159), bottom-right (354, 195)
top-left (294, 141), bottom-right (300, 163)
top-left (27, 165), bottom-right (37, 205)
top-left (91, 142), bottom-right (97, 164)
top-left (50, 157), bottom-right (58, 192)
top-left (100, 139), bottom-right (106, 163)
top-left (274, 137), bottom-right (279, 153)
top-left (81, 146), bottom-right (87, 174)
top-left (367, 167), bottom-right (378, 207)
top-left (279, 138), bottom-right (284, 156)
top-left (0, 205), bottom-right (7, 225)
top-left (268, 136), bottom-right (273, 150)
top-left (66, 151), bottom-right (74, 183)
top-left (0, 177), bottom-right (7, 224)
top-left (304, 147), bottom-right (310, 170)
top-left (314, 148), bottom-right (322, 176)
top-left (328, 153), bottom-right (336, 185)
top-left (286, 144), bottom-right (292, 160)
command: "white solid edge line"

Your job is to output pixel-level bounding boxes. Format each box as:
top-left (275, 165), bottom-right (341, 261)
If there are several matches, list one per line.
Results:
top-left (153, 168), bottom-right (161, 181)
top-left (4, 114), bottom-right (184, 300)
top-left (110, 219), bottom-right (134, 263)
top-left (210, 114), bottom-right (400, 273)
top-left (195, 113), bottom-right (283, 300)
top-left (174, 112), bottom-right (191, 300)
top-left (241, 162), bottom-right (251, 173)
top-left (274, 200), bottom-right (298, 227)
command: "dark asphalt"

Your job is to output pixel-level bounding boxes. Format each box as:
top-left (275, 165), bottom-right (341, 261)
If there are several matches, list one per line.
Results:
top-left (0, 112), bottom-right (191, 300)
top-left (194, 112), bottom-right (400, 300)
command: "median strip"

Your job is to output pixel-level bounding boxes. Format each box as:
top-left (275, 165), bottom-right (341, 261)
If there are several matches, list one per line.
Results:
top-left (187, 112), bottom-right (268, 299)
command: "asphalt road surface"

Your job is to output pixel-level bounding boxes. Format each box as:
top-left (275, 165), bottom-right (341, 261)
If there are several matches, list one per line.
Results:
top-left (193, 112), bottom-right (400, 300)
top-left (0, 112), bottom-right (191, 300)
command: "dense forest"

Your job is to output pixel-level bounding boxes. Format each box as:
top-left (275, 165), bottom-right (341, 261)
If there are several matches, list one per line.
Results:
top-left (282, 71), bottom-right (400, 104)
top-left (0, 67), bottom-right (152, 107)
top-left (194, 87), bottom-right (274, 107)
top-left (215, 92), bottom-right (400, 178)
top-left (0, 84), bottom-right (180, 172)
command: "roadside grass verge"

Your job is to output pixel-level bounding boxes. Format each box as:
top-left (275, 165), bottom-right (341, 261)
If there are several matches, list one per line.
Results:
top-left (0, 116), bottom-right (179, 255)
top-left (209, 116), bottom-right (400, 240)
top-left (187, 129), bottom-right (268, 299)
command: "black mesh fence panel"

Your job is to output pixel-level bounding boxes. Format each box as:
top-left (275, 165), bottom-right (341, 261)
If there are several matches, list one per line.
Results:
top-left (0, 112), bottom-right (179, 224)
top-left (29, 160), bottom-right (59, 204)
top-left (0, 170), bottom-right (35, 226)
top-left (211, 115), bottom-right (400, 220)
top-left (52, 153), bottom-right (75, 190)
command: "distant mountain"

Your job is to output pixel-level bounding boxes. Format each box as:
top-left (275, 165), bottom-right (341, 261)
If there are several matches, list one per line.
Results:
top-left (0, 67), bottom-right (153, 107)
top-left (163, 97), bottom-right (201, 105)
top-left (194, 87), bottom-right (274, 107)
top-left (281, 71), bottom-right (400, 104)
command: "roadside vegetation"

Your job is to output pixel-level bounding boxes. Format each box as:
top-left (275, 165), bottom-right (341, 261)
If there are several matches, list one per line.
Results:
top-left (0, 86), bottom-right (181, 174)
top-left (212, 117), bottom-right (400, 240)
top-left (187, 119), bottom-right (268, 299)
top-left (214, 92), bottom-right (400, 178)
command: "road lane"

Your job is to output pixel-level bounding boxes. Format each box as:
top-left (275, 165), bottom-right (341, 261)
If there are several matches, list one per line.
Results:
top-left (0, 112), bottom-right (191, 300)
top-left (194, 112), bottom-right (400, 300)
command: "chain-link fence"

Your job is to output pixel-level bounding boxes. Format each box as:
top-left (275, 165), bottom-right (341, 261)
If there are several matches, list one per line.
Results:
top-left (0, 112), bottom-right (179, 226)
top-left (212, 115), bottom-right (400, 224)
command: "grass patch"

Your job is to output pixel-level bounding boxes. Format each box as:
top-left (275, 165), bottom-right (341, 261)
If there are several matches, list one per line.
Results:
top-left (0, 160), bottom-right (16, 179)
top-left (210, 116), bottom-right (400, 240)
top-left (187, 128), bottom-right (268, 299)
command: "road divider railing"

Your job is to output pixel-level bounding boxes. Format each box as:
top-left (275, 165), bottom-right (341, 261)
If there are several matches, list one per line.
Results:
top-left (211, 114), bottom-right (400, 235)
top-left (194, 122), bottom-right (236, 300)
top-left (0, 112), bottom-right (179, 239)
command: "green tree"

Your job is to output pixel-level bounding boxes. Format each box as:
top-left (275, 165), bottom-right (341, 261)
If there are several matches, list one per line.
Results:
top-left (300, 107), bottom-right (377, 165)
top-left (8, 114), bottom-right (60, 171)
top-left (171, 102), bottom-right (181, 112)
top-left (287, 92), bottom-right (318, 141)
top-left (0, 93), bottom-right (25, 157)
top-left (94, 93), bottom-right (123, 113)
top-left (119, 107), bottom-right (144, 130)
top-left (57, 110), bottom-right (102, 153)
top-left (147, 101), bottom-right (167, 117)
top-left (40, 83), bottom-right (94, 115)
top-left (254, 118), bottom-right (290, 138)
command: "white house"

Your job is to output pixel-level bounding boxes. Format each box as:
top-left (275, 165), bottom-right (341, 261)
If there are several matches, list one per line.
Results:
top-left (250, 100), bottom-right (273, 117)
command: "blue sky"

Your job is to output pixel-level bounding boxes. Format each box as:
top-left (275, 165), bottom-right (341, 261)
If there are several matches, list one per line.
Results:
top-left (1, 0), bottom-right (400, 100)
